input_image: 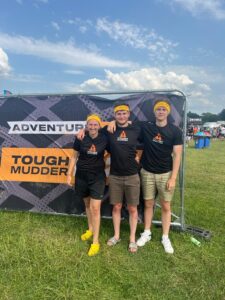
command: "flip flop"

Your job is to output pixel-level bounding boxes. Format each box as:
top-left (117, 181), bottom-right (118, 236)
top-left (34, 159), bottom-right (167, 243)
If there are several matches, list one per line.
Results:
top-left (128, 242), bottom-right (138, 253)
top-left (107, 236), bottom-right (121, 246)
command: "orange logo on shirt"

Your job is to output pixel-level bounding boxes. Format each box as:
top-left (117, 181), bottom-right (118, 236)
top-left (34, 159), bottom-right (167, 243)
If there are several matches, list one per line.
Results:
top-left (155, 133), bottom-right (162, 141)
top-left (153, 133), bottom-right (163, 144)
top-left (87, 144), bottom-right (97, 155)
top-left (120, 131), bottom-right (126, 138)
top-left (117, 130), bottom-right (128, 141)
top-left (89, 144), bottom-right (96, 152)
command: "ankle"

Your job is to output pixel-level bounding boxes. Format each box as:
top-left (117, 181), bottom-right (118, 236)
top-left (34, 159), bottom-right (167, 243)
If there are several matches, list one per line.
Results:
top-left (162, 234), bottom-right (169, 240)
top-left (144, 229), bottom-right (151, 235)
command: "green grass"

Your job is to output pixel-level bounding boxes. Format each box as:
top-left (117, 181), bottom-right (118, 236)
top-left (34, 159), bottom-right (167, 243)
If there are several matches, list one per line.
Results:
top-left (0, 140), bottom-right (225, 300)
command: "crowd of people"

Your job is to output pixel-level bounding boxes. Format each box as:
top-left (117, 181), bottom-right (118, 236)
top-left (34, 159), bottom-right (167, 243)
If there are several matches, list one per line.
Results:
top-left (187, 125), bottom-right (225, 139)
top-left (66, 100), bottom-right (183, 256)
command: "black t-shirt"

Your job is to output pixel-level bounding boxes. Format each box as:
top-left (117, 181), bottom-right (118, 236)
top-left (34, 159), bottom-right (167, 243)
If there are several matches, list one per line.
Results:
top-left (102, 124), bottom-right (141, 176)
top-left (139, 121), bottom-right (183, 174)
top-left (73, 132), bottom-right (108, 173)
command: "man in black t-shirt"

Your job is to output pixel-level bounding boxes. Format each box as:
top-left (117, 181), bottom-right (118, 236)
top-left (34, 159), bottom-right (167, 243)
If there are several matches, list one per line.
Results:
top-left (137, 100), bottom-right (183, 254)
top-left (106, 103), bottom-right (141, 253)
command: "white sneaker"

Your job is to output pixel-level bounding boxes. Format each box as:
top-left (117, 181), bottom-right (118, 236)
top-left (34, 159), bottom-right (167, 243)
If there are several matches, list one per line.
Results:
top-left (137, 232), bottom-right (151, 247)
top-left (161, 238), bottom-right (174, 254)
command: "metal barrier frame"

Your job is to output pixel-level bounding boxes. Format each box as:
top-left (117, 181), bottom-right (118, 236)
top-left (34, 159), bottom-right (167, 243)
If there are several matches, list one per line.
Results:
top-left (0, 89), bottom-right (187, 231)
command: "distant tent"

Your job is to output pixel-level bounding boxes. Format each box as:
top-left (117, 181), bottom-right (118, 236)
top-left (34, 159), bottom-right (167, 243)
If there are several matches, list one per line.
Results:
top-left (3, 90), bottom-right (12, 96)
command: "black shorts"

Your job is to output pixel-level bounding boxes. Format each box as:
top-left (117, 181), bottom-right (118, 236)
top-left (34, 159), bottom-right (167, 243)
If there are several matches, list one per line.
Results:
top-left (75, 170), bottom-right (106, 200)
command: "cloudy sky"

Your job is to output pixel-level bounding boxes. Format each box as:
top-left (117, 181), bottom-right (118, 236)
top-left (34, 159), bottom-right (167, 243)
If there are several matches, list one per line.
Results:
top-left (0, 0), bottom-right (225, 113)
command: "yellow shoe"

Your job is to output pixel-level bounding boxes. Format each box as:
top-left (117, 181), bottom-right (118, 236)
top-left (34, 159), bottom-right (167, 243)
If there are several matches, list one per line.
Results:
top-left (88, 243), bottom-right (100, 256)
top-left (81, 230), bottom-right (93, 241)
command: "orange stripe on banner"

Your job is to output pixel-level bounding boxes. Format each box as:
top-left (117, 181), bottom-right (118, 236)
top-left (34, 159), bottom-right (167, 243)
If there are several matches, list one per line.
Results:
top-left (0, 146), bottom-right (134, 185)
top-left (0, 148), bottom-right (74, 184)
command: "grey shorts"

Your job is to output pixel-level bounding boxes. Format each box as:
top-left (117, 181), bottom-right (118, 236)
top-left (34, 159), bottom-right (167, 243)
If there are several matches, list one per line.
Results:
top-left (140, 168), bottom-right (175, 202)
top-left (109, 174), bottom-right (140, 206)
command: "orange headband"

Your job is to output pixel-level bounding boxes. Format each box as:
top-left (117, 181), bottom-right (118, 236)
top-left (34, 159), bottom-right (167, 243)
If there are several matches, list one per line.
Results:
top-left (114, 105), bottom-right (130, 113)
top-left (86, 114), bottom-right (102, 126)
top-left (154, 101), bottom-right (171, 113)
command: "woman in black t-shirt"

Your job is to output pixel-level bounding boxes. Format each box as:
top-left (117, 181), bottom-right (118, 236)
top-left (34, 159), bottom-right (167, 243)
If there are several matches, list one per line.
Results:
top-left (67, 114), bottom-right (108, 257)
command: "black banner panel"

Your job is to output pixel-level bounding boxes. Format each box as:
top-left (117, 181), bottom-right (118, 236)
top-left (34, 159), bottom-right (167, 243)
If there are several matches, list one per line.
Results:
top-left (0, 92), bottom-right (185, 220)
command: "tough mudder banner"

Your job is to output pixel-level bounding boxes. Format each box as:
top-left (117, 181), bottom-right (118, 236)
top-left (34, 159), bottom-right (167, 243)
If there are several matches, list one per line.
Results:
top-left (0, 91), bottom-right (186, 219)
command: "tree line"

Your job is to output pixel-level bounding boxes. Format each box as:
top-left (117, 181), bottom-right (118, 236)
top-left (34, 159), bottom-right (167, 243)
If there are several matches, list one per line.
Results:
top-left (187, 109), bottom-right (225, 123)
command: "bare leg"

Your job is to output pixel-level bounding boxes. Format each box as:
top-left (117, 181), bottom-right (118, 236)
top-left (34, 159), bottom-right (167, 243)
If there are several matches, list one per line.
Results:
top-left (127, 205), bottom-right (138, 243)
top-left (160, 200), bottom-right (171, 236)
top-left (90, 199), bottom-right (101, 244)
top-left (112, 203), bottom-right (122, 240)
top-left (143, 199), bottom-right (155, 230)
top-left (83, 197), bottom-right (92, 232)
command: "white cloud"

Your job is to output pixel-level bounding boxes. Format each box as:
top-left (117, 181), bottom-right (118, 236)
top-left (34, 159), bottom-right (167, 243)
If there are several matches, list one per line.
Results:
top-left (16, 0), bottom-right (23, 4)
top-left (9, 74), bottom-right (42, 83)
top-left (75, 68), bottom-right (194, 92)
top-left (96, 18), bottom-right (178, 62)
top-left (67, 18), bottom-right (93, 34)
top-left (0, 33), bottom-right (133, 68)
top-left (168, 0), bottom-right (225, 20)
top-left (165, 65), bottom-right (225, 86)
top-left (64, 70), bottom-right (84, 75)
top-left (51, 21), bottom-right (60, 31)
top-left (0, 48), bottom-right (11, 76)
top-left (66, 67), bottom-right (218, 112)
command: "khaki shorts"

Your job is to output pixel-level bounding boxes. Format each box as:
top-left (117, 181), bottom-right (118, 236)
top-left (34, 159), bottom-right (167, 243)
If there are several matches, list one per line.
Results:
top-left (109, 174), bottom-right (140, 206)
top-left (140, 168), bottom-right (175, 202)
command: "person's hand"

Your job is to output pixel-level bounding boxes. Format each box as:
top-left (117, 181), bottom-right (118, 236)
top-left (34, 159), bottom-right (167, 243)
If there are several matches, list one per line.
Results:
top-left (76, 128), bottom-right (85, 140)
top-left (107, 120), bottom-right (116, 133)
top-left (66, 174), bottom-right (73, 186)
top-left (166, 178), bottom-right (176, 191)
top-left (135, 154), bottom-right (140, 163)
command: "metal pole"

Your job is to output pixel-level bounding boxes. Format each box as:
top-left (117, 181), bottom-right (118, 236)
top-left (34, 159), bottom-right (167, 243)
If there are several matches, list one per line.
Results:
top-left (180, 95), bottom-right (187, 230)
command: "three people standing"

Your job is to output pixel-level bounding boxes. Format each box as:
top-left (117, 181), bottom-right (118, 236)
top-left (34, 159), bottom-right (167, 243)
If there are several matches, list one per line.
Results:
top-left (67, 99), bottom-right (183, 256)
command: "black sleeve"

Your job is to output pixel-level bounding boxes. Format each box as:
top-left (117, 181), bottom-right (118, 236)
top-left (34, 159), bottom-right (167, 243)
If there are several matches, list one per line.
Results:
top-left (132, 121), bottom-right (144, 144)
top-left (100, 126), bottom-right (111, 152)
top-left (105, 141), bottom-right (110, 153)
top-left (136, 125), bottom-right (144, 149)
top-left (173, 127), bottom-right (183, 145)
top-left (100, 125), bottom-right (108, 136)
top-left (73, 137), bottom-right (81, 151)
top-left (102, 131), bottom-right (110, 153)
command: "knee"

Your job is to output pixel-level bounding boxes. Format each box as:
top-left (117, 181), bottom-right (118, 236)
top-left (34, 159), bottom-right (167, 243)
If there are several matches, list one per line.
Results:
top-left (161, 202), bottom-right (171, 213)
top-left (113, 203), bottom-right (122, 212)
top-left (144, 200), bottom-right (154, 209)
top-left (127, 205), bottom-right (138, 215)
top-left (90, 204), bottom-right (100, 215)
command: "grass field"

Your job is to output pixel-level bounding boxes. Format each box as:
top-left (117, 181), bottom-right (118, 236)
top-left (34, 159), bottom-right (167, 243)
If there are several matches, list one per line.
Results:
top-left (0, 140), bottom-right (225, 300)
